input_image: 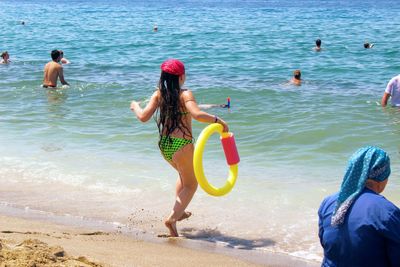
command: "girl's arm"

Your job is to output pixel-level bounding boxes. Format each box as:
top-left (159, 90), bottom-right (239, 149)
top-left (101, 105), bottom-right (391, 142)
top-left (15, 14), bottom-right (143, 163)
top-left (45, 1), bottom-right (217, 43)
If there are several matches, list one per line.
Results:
top-left (130, 90), bottom-right (159, 122)
top-left (182, 90), bottom-right (229, 132)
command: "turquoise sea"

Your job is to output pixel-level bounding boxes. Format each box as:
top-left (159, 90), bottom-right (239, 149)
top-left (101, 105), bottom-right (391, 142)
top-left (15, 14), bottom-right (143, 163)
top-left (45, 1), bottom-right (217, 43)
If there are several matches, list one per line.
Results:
top-left (1, 0), bottom-right (400, 262)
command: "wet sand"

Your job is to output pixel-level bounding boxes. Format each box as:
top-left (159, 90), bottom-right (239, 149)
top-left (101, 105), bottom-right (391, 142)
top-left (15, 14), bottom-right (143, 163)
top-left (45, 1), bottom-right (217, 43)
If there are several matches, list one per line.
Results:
top-left (0, 214), bottom-right (320, 267)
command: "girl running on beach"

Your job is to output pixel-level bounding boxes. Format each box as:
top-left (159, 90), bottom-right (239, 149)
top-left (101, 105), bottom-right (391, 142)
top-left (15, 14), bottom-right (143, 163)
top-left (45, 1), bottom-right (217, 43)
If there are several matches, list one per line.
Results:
top-left (130, 59), bottom-right (229, 237)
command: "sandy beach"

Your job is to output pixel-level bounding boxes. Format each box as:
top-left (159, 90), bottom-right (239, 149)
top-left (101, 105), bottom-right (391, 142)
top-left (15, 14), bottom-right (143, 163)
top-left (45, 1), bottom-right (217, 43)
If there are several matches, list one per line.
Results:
top-left (0, 214), bottom-right (320, 267)
top-left (4, 1), bottom-right (399, 265)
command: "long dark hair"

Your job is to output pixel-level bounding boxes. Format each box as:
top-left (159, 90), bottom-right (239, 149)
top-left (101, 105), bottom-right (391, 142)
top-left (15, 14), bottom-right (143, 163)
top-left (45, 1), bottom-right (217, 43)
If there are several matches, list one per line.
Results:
top-left (157, 71), bottom-right (192, 149)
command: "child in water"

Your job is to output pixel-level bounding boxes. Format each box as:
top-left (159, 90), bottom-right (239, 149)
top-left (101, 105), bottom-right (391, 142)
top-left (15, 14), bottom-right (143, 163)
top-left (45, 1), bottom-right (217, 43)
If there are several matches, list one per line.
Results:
top-left (130, 59), bottom-right (229, 237)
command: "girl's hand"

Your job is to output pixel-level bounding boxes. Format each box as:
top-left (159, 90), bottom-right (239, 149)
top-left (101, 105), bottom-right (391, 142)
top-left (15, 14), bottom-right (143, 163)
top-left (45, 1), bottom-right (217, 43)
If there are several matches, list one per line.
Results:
top-left (130, 101), bottom-right (140, 111)
top-left (218, 118), bottom-right (229, 132)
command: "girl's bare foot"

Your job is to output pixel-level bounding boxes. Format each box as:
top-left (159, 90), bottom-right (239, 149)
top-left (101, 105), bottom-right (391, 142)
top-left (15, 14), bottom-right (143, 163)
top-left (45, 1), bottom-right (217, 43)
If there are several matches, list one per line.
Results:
top-left (178, 211), bottom-right (192, 221)
top-left (164, 219), bottom-right (178, 237)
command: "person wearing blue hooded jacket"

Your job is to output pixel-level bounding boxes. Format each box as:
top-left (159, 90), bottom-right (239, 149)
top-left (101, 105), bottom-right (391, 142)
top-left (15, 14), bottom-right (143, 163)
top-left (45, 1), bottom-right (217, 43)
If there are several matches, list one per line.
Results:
top-left (318, 146), bottom-right (400, 267)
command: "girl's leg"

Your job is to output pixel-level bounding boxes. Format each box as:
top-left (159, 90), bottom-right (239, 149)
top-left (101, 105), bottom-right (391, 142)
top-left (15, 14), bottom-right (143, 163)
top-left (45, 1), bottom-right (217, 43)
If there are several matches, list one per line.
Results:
top-left (168, 163), bottom-right (192, 221)
top-left (175, 174), bottom-right (192, 221)
top-left (175, 174), bottom-right (183, 197)
top-left (165, 144), bottom-right (198, 236)
top-left (166, 161), bottom-right (182, 197)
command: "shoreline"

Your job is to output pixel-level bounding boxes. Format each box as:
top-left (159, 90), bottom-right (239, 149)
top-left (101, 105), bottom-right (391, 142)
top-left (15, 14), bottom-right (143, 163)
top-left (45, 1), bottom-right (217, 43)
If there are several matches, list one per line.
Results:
top-left (0, 159), bottom-right (327, 263)
top-left (0, 205), bottom-right (320, 267)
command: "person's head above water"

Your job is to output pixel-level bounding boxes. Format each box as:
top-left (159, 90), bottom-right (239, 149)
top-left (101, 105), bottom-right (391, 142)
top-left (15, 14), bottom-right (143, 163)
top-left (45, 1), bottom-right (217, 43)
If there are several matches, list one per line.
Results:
top-left (364, 42), bottom-right (374, 49)
top-left (1, 51), bottom-right (8, 59)
top-left (51, 50), bottom-right (61, 62)
top-left (316, 39), bottom-right (322, 47)
top-left (293, 69), bottom-right (301, 80)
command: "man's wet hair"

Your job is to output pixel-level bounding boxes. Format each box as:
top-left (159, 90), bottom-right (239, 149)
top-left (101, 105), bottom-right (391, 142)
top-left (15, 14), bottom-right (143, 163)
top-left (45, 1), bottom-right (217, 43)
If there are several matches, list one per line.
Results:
top-left (316, 39), bottom-right (321, 47)
top-left (51, 50), bottom-right (60, 61)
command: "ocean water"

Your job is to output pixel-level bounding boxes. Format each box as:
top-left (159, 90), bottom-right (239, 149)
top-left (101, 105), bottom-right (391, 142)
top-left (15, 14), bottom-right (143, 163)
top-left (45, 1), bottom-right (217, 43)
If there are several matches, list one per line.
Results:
top-left (1, 0), bottom-right (400, 262)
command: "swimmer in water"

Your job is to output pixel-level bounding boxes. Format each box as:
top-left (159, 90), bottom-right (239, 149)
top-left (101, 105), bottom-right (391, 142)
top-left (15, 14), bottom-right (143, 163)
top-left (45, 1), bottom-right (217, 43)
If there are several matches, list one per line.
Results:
top-left (291, 69), bottom-right (302, 86)
top-left (0, 51), bottom-right (10, 64)
top-left (198, 97), bottom-right (231, 109)
top-left (314, 39), bottom-right (322, 52)
top-left (364, 42), bottom-right (374, 49)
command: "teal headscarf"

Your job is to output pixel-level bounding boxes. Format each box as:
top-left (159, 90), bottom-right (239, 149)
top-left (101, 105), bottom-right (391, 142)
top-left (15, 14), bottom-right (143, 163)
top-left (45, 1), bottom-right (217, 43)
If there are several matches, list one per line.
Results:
top-left (331, 146), bottom-right (391, 226)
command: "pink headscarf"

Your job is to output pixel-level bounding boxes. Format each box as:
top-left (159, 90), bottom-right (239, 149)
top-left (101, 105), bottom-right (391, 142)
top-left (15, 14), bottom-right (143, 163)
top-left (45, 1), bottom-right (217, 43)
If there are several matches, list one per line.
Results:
top-left (161, 59), bottom-right (185, 76)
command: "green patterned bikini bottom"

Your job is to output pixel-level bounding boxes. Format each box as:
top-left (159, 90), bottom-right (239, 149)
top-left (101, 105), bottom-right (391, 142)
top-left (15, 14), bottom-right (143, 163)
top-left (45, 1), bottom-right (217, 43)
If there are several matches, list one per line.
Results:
top-left (160, 136), bottom-right (193, 161)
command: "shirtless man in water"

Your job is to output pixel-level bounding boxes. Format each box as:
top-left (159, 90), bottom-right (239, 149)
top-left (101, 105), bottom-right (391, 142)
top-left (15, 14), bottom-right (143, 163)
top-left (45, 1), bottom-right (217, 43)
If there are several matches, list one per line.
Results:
top-left (43, 50), bottom-right (69, 88)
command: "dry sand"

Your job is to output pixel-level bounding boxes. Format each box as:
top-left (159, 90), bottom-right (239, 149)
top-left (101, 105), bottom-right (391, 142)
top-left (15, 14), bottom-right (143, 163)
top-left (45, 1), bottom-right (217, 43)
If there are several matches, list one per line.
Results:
top-left (0, 215), bottom-right (320, 267)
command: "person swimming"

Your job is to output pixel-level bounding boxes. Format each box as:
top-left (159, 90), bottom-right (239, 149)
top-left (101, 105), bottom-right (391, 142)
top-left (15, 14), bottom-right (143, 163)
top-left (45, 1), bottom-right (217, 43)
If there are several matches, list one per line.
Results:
top-left (198, 97), bottom-right (231, 109)
top-left (291, 69), bottom-right (302, 86)
top-left (364, 42), bottom-right (374, 49)
top-left (0, 51), bottom-right (10, 64)
top-left (314, 39), bottom-right (322, 52)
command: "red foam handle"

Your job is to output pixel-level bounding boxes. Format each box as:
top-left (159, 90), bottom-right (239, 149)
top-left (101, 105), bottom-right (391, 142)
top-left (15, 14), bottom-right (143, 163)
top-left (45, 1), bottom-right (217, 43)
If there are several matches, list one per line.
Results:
top-left (221, 133), bottom-right (240, 165)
